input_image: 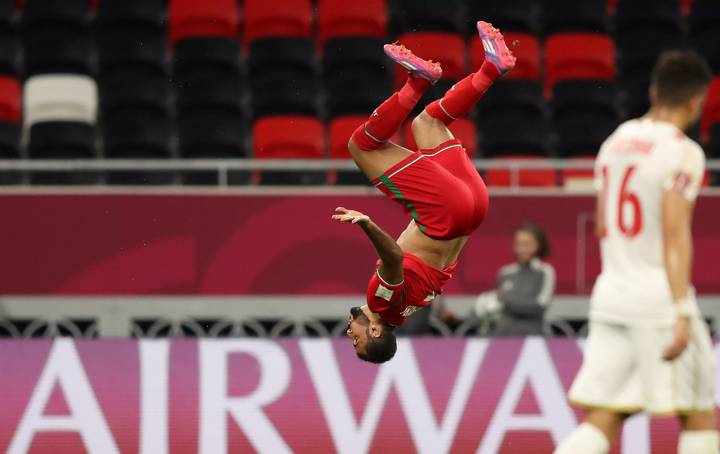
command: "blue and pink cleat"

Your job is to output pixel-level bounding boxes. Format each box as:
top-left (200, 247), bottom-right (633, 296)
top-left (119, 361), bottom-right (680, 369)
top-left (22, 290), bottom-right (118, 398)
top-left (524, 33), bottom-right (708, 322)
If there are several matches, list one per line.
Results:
top-left (476, 21), bottom-right (516, 77)
top-left (383, 43), bottom-right (443, 84)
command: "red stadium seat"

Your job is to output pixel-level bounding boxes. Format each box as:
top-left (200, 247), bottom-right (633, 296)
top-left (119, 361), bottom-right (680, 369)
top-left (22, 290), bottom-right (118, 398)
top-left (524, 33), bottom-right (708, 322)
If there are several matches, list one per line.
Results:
top-left (394, 33), bottom-right (467, 87)
top-left (545, 33), bottom-right (615, 92)
top-left (404, 118), bottom-right (477, 156)
top-left (253, 116), bottom-right (325, 159)
top-left (701, 77), bottom-right (720, 142)
top-left (682, 0), bottom-right (694, 15)
top-left (169, 0), bottom-right (239, 44)
top-left (329, 115), bottom-right (364, 159)
top-left (471, 33), bottom-right (540, 80)
top-left (244, 0), bottom-right (313, 46)
top-left (485, 156), bottom-right (558, 187)
top-left (318, 0), bottom-right (387, 46)
top-left (0, 76), bottom-right (21, 123)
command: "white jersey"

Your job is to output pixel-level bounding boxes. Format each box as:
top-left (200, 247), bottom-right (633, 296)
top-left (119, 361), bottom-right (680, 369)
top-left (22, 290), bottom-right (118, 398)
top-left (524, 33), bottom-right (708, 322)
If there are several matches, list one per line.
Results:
top-left (590, 118), bottom-right (705, 325)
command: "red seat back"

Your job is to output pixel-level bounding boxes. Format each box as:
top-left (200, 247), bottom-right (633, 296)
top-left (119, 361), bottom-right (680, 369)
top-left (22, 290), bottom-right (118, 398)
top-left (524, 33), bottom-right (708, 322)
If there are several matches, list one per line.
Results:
top-left (244, 0), bottom-right (313, 46)
top-left (329, 115), bottom-right (366, 159)
top-left (169, 0), bottom-right (239, 44)
top-left (0, 77), bottom-right (21, 123)
top-left (485, 156), bottom-right (558, 187)
top-left (545, 33), bottom-right (615, 92)
top-left (318, 0), bottom-right (387, 46)
top-left (404, 118), bottom-right (477, 157)
top-left (253, 116), bottom-right (325, 159)
top-left (394, 32), bottom-right (466, 87)
top-left (471, 32), bottom-right (540, 80)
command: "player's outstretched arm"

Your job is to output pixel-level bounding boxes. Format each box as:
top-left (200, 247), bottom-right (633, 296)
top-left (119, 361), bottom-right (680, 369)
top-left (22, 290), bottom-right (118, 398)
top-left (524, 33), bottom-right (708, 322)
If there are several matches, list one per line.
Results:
top-left (661, 189), bottom-right (694, 360)
top-left (332, 207), bottom-right (404, 284)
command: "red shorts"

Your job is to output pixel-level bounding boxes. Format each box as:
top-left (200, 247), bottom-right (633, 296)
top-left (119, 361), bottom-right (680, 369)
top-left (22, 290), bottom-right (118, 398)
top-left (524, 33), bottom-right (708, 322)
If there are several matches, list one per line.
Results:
top-left (372, 139), bottom-right (489, 240)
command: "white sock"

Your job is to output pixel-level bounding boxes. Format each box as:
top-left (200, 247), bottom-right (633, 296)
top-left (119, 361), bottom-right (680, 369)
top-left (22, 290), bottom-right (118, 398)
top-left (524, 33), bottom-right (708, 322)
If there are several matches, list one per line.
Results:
top-left (554, 423), bottom-right (610, 454)
top-left (679, 430), bottom-right (720, 454)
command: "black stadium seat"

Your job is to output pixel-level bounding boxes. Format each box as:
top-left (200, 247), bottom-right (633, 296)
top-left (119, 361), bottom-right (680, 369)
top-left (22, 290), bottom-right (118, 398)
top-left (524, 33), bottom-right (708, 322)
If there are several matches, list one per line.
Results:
top-left (469, 0), bottom-right (540, 33)
top-left (178, 108), bottom-right (247, 158)
top-left (394, 0), bottom-right (467, 34)
top-left (23, 25), bottom-right (94, 75)
top-left (98, 25), bottom-right (167, 72)
top-left (100, 66), bottom-right (169, 115)
top-left (479, 111), bottom-right (550, 158)
top-left (23, 0), bottom-right (91, 26)
top-left (0, 120), bottom-right (19, 157)
top-left (555, 112), bottom-right (618, 157)
top-left (552, 80), bottom-right (619, 117)
top-left (104, 108), bottom-right (171, 158)
top-left (478, 80), bottom-right (545, 116)
top-left (173, 37), bottom-right (243, 113)
top-left (616, 0), bottom-right (682, 35)
top-left (28, 121), bottom-right (98, 185)
top-left (97, 0), bottom-right (166, 26)
top-left (543, 0), bottom-right (608, 33)
top-left (0, 0), bottom-right (15, 25)
top-left (323, 37), bottom-right (391, 117)
top-left (248, 37), bottom-right (315, 74)
top-left (690, 0), bottom-right (720, 74)
top-left (0, 26), bottom-right (18, 75)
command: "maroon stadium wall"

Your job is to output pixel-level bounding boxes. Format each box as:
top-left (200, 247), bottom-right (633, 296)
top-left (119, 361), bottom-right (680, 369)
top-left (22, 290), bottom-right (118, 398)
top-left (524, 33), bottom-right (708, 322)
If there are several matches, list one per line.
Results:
top-left (0, 193), bottom-right (718, 295)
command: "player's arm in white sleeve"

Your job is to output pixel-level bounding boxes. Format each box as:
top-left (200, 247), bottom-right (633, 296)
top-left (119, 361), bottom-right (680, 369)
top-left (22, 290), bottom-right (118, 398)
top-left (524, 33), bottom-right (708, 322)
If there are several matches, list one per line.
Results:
top-left (661, 143), bottom-right (705, 361)
top-left (593, 144), bottom-right (608, 239)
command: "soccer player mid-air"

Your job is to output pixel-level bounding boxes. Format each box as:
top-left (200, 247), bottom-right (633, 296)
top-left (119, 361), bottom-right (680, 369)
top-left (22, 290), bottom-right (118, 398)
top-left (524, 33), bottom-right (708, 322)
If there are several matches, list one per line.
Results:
top-left (332, 21), bottom-right (515, 364)
top-left (554, 52), bottom-right (717, 453)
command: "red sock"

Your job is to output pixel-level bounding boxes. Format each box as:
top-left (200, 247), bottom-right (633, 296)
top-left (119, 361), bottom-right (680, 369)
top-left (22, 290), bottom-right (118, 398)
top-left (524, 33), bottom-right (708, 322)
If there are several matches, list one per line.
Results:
top-left (425, 61), bottom-right (501, 124)
top-left (351, 76), bottom-right (431, 150)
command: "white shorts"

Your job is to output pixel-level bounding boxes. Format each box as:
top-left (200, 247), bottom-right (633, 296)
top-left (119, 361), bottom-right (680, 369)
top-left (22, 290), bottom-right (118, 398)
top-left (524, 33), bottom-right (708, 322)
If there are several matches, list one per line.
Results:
top-left (568, 317), bottom-right (716, 415)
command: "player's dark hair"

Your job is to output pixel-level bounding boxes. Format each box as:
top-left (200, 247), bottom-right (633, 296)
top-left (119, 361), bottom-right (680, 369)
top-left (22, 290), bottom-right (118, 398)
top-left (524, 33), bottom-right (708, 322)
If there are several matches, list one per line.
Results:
top-left (357, 324), bottom-right (397, 364)
top-left (517, 222), bottom-right (551, 259)
top-left (650, 50), bottom-right (712, 107)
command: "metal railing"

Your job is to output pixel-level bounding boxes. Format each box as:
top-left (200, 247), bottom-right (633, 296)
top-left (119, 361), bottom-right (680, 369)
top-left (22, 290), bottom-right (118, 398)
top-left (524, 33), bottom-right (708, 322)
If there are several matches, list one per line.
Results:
top-left (0, 159), bottom-right (718, 188)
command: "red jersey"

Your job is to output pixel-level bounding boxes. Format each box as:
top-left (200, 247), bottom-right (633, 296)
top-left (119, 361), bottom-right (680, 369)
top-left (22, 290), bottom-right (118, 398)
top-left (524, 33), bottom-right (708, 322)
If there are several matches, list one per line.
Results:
top-left (366, 252), bottom-right (456, 326)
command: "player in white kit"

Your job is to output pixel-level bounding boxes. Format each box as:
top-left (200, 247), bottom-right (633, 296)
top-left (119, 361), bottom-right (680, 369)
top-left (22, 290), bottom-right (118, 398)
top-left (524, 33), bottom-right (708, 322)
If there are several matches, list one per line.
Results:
top-left (555, 51), bottom-right (717, 453)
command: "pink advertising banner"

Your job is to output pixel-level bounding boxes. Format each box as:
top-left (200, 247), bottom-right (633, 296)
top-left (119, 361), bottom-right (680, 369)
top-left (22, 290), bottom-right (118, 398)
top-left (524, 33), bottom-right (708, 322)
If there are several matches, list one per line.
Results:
top-left (0, 194), bottom-right (718, 296)
top-left (0, 338), bottom-right (715, 454)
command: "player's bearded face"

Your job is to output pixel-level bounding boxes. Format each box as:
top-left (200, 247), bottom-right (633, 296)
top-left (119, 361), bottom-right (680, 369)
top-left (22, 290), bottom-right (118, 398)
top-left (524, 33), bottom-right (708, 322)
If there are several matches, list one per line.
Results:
top-left (346, 306), bottom-right (370, 353)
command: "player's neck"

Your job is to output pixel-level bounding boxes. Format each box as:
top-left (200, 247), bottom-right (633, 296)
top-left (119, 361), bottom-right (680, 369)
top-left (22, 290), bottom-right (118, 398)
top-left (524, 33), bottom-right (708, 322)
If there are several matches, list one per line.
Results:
top-left (646, 106), bottom-right (690, 132)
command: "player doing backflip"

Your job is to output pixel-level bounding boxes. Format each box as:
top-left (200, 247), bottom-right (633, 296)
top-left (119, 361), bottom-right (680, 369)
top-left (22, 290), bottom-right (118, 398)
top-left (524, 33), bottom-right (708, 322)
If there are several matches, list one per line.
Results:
top-left (332, 22), bottom-right (516, 363)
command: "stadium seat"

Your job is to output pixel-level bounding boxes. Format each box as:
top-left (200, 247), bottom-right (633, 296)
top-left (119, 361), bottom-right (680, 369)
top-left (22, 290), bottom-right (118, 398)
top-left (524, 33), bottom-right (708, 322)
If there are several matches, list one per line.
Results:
top-left (24, 74), bottom-right (97, 167)
top-left (555, 111), bottom-right (618, 157)
top-left (104, 108), bottom-right (171, 159)
top-left (478, 80), bottom-right (545, 117)
top-left (253, 115), bottom-right (325, 185)
top-left (174, 37), bottom-right (243, 113)
top-left (484, 156), bottom-right (557, 187)
top-left (23, 25), bottom-right (94, 75)
top-left (249, 38), bottom-right (318, 117)
top-left (479, 111), bottom-right (550, 157)
top-left (100, 66), bottom-right (169, 115)
top-left (178, 108), bottom-right (246, 158)
top-left (617, 29), bottom-right (686, 76)
top-left (243, 0), bottom-right (313, 46)
top-left (317, 0), bottom-right (387, 45)
top-left (97, 0), bottom-right (165, 26)
top-left (545, 33), bottom-right (615, 92)
top-left (328, 115), bottom-right (372, 185)
top-left (0, 26), bottom-right (18, 75)
top-left (24, 74), bottom-right (97, 126)
top-left (470, 33), bottom-right (539, 80)
top-left (690, 0), bottom-right (720, 73)
top-left (98, 25), bottom-right (167, 72)
top-left (469, 0), bottom-right (541, 33)
top-left (323, 38), bottom-right (392, 118)
top-left (404, 118), bottom-right (478, 156)
top-left (0, 76), bottom-right (20, 122)
top-left (543, 0), bottom-right (608, 33)
top-left (701, 78), bottom-right (720, 141)
top-left (615, 0), bottom-right (682, 34)
top-left (23, 0), bottom-right (91, 26)
top-left (709, 124), bottom-right (720, 158)
top-left (0, 0), bottom-right (15, 25)
top-left (393, 33), bottom-right (467, 87)
top-left (395, 0), bottom-right (467, 34)
top-left (169, 0), bottom-right (239, 44)
top-left (0, 120), bottom-right (19, 158)
top-left (552, 80), bottom-right (619, 117)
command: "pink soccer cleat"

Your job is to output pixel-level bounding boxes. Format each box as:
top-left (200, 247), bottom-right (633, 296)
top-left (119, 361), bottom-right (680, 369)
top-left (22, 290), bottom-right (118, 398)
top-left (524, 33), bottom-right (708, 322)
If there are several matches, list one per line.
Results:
top-left (383, 43), bottom-right (442, 84)
top-left (476, 21), bottom-right (516, 77)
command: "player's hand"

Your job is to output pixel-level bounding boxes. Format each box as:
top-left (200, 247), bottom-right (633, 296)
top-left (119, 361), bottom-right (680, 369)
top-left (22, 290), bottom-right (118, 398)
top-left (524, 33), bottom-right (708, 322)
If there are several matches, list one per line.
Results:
top-left (662, 317), bottom-right (690, 361)
top-left (332, 207), bottom-right (370, 225)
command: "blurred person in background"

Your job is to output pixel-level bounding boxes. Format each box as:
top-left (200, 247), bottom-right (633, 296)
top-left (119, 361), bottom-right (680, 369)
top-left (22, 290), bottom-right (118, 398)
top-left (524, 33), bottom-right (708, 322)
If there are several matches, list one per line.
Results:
top-left (491, 223), bottom-right (556, 336)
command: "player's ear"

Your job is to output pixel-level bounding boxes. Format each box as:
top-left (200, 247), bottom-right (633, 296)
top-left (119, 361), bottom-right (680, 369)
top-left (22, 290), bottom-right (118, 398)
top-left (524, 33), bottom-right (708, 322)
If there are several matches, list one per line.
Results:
top-left (368, 322), bottom-right (384, 338)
